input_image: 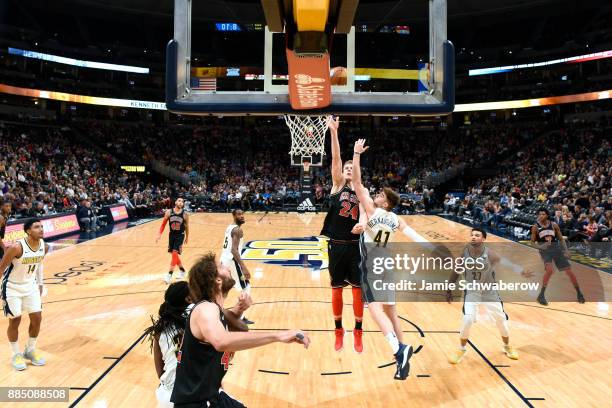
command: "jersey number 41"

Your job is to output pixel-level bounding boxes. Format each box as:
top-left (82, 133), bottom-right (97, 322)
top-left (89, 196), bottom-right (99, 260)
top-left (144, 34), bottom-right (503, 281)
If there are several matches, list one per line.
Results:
top-left (373, 231), bottom-right (390, 247)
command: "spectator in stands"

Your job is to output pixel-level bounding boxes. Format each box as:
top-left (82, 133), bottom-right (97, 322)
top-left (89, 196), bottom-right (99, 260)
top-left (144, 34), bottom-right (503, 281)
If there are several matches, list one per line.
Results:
top-left (585, 216), bottom-right (599, 241)
top-left (444, 194), bottom-right (457, 214)
top-left (78, 200), bottom-right (99, 232)
top-left (576, 192), bottom-right (590, 210)
top-left (600, 212), bottom-right (612, 242)
top-left (133, 193), bottom-right (144, 218)
top-left (314, 185), bottom-right (324, 207)
top-left (553, 209), bottom-right (565, 229)
top-left (594, 207), bottom-right (605, 225)
top-left (262, 190), bottom-right (272, 211)
top-left (492, 204), bottom-right (511, 228)
top-left (251, 192), bottom-right (262, 211)
top-left (120, 193), bottom-right (137, 219)
top-left (33, 201), bottom-right (46, 217)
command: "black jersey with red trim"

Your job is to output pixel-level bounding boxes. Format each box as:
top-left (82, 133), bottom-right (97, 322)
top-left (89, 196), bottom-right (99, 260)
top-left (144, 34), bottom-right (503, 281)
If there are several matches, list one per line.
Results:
top-left (535, 221), bottom-right (558, 243)
top-left (321, 184), bottom-right (360, 241)
top-left (169, 209), bottom-right (185, 235)
top-left (171, 301), bottom-right (231, 404)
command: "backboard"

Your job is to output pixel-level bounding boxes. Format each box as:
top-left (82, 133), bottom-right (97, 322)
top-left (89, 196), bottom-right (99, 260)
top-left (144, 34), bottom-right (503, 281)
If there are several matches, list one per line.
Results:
top-left (166, 0), bottom-right (454, 116)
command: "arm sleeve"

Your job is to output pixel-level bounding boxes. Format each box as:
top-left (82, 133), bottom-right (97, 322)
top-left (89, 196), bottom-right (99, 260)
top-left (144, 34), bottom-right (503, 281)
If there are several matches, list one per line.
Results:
top-left (159, 217), bottom-right (168, 234)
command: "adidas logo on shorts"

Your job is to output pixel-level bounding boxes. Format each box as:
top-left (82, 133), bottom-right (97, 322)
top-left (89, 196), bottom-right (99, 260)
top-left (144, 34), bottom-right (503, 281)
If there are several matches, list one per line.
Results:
top-left (297, 198), bottom-right (316, 211)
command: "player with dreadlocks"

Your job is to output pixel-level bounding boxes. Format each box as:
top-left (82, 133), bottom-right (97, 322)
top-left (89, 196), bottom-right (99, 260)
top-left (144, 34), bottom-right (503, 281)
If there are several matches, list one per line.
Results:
top-left (144, 281), bottom-right (192, 408)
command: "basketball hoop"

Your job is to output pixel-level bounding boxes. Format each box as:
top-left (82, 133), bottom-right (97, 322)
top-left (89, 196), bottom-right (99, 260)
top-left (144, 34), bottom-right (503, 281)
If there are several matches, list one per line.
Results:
top-left (284, 114), bottom-right (328, 167)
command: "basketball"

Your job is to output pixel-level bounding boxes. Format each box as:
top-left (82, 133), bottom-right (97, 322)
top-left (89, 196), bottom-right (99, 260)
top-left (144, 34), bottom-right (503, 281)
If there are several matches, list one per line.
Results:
top-left (330, 66), bottom-right (348, 85)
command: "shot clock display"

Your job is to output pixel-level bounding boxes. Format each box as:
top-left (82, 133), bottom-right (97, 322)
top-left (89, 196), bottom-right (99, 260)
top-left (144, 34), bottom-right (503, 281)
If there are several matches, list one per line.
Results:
top-left (215, 23), bottom-right (241, 31)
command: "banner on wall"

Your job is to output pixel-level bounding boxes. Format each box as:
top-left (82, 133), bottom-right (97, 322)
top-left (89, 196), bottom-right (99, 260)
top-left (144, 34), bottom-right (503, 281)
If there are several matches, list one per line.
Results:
top-left (1, 83), bottom-right (611, 113)
top-left (109, 204), bottom-right (129, 222)
top-left (4, 214), bottom-right (80, 245)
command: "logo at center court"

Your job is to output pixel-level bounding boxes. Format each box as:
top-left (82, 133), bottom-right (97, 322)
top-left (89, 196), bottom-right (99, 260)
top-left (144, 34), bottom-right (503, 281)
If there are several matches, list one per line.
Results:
top-left (240, 236), bottom-right (328, 269)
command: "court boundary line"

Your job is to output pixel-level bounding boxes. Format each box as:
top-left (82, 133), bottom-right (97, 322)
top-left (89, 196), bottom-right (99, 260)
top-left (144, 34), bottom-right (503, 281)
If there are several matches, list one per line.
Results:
top-left (258, 369), bottom-right (289, 375)
top-left (468, 340), bottom-right (544, 407)
top-left (48, 285), bottom-right (601, 323)
top-left (43, 289), bottom-right (165, 305)
top-left (321, 371), bottom-right (352, 376)
top-left (248, 327), bottom-right (458, 334)
top-left (69, 332), bottom-right (147, 407)
top-left (507, 302), bottom-right (612, 320)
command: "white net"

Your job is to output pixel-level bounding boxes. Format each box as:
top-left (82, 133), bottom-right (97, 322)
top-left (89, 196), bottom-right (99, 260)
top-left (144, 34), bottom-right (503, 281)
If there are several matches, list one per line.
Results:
top-left (284, 115), bottom-right (329, 159)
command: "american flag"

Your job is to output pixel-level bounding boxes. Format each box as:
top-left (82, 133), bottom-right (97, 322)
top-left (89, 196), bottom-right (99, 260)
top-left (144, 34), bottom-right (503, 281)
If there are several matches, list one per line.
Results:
top-left (190, 77), bottom-right (217, 90)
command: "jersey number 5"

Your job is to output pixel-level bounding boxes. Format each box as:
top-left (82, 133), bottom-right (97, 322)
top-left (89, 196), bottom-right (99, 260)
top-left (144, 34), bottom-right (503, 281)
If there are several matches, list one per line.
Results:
top-left (339, 202), bottom-right (359, 220)
top-left (223, 237), bottom-right (229, 249)
top-left (373, 231), bottom-right (390, 247)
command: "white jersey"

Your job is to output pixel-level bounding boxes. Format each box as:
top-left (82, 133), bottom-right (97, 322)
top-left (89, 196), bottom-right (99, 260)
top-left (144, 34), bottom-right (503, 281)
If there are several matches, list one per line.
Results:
top-left (158, 328), bottom-right (181, 390)
top-left (363, 207), bottom-right (401, 245)
top-left (158, 304), bottom-right (193, 391)
top-left (221, 224), bottom-right (243, 263)
top-left (462, 245), bottom-right (500, 301)
top-left (4, 238), bottom-right (45, 285)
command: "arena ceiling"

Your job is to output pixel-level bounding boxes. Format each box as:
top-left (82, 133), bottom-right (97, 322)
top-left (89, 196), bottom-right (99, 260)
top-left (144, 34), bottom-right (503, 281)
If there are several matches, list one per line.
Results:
top-left (19, 0), bottom-right (603, 25)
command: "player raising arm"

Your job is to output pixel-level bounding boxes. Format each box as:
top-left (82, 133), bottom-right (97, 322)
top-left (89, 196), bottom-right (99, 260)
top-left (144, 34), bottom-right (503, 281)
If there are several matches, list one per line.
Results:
top-left (350, 139), bottom-right (426, 380)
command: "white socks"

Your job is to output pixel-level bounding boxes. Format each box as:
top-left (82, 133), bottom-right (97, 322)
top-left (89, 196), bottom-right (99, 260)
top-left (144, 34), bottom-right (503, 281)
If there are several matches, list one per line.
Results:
top-left (10, 342), bottom-right (19, 356)
top-left (26, 337), bottom-right (37, 352)
top-left (385, 332), bottom-right (400, 354)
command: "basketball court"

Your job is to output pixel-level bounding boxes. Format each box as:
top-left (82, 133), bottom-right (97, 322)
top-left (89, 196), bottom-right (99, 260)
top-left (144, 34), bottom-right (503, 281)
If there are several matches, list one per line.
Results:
top-left (0, 213), bottom-right (610, 407)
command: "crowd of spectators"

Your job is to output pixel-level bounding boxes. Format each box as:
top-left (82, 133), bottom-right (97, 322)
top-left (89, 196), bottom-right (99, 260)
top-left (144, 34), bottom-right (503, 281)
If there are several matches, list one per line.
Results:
top-left (79, 118), bottom-right (542, 212)
top-left (444, 119), bottom-right (612, 243)
top-left (0, 122), bottom-right (177, 230)
top-left (2, 115), bottom-right (610, 248)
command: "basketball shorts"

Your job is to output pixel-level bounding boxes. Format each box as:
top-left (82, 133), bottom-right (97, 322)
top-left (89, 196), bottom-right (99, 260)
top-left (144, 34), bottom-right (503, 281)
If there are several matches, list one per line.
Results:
top-left (328, 240), bottom-right (361, 288)
top-left (1, 280), bottom-right (42, 318)
top-left (358, 239), bottom-right (395, 305)
top-left (222, 258), bottom-right (248, 291)
top-left (462, 296), bottom-right (508, 322)
top-left (156, 384), bottom-right (174, 408)
top-left (174, 390), bottom-right (245, 408)
top-left (168, 233), bottom-right (185, 254)
top-left (539, 249), bottom-right (570, 269)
